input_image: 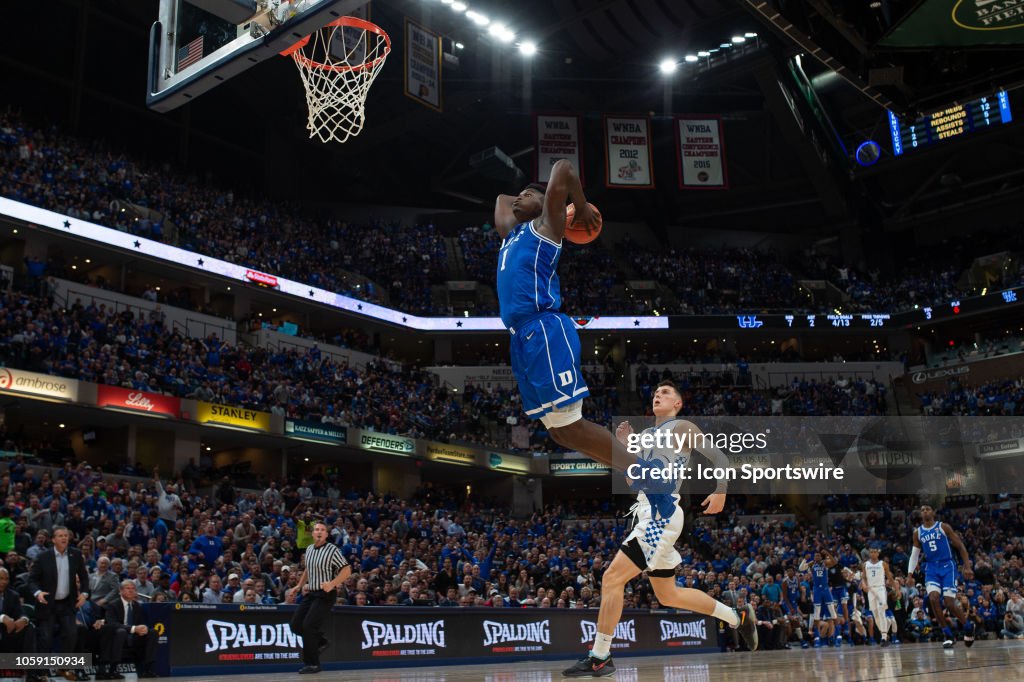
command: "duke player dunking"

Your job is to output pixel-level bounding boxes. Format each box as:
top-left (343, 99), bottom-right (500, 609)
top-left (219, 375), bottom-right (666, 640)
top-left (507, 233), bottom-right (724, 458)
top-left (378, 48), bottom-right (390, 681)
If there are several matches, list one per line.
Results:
top-left (562, 381), bottom-right (757, 678)
top-left (908, 503), bottom-right (975, 648)
top-left (494, 160), bottom-right (640, 466)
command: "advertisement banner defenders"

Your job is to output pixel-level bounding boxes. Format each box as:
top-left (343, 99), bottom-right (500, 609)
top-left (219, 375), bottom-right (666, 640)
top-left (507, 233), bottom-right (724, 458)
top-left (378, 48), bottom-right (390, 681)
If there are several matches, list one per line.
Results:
top-left (154, 605), bottom-right (717, 674)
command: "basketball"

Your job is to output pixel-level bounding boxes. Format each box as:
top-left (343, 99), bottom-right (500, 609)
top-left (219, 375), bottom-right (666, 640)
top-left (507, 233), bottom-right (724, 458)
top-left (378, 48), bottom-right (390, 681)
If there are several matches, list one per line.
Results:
top-left (564, 202), bottom-right (603, 244)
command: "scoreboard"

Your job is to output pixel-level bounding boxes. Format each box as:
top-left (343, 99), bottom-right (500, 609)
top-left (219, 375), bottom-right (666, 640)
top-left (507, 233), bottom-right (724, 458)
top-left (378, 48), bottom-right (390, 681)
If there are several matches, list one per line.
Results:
top-left (888, 91), bottom-right (1012, 156)
top-left (666, 286), bottom-right (1024, 331)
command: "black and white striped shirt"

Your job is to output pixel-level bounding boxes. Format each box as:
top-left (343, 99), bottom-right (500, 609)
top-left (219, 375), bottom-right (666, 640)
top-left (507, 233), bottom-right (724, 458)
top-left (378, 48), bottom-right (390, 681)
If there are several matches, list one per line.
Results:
top-left (303, 541), bottom-right (348, 592)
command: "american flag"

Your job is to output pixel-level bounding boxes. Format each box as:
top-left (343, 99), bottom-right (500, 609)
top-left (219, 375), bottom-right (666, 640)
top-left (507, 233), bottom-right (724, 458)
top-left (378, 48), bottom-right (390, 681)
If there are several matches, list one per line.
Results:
top-left (177, 35), bottom-right (204, 71)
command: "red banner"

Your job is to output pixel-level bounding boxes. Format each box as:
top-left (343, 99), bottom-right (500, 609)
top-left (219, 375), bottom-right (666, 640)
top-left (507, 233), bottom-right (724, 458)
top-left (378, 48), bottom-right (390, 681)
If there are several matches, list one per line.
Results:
top-left (96, 385), bottom-right (181, 418)
top-left (245, 270), bottom-right (279, 287)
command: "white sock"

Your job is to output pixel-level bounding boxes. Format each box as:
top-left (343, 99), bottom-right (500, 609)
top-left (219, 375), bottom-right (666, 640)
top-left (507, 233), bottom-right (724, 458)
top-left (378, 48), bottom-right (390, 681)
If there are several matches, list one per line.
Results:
top-left (591, 632), bottom-right (614, 659)
top-left (714, 601), bottom-right (739, 627)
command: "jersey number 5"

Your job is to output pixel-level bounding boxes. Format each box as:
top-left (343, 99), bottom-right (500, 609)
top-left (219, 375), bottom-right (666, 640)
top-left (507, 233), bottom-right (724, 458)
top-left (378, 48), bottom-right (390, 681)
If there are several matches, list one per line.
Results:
top-left (928, 540), bottom-right (937, 553)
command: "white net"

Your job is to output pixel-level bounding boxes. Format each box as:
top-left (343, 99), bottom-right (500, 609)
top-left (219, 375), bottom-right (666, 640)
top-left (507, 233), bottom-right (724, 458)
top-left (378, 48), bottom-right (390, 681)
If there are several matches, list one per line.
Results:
top-left (285, 17), bottom-right (391, 144)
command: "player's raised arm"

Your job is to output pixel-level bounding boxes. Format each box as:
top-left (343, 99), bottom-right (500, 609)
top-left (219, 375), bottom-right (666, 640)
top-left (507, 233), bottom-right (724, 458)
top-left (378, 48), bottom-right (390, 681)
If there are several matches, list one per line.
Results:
top-left (941, 522), bottom-right (972, 572)
top-left (540, 159), bottom-right (593, 242)
top-left (494, 194), bottom-right (518, 239)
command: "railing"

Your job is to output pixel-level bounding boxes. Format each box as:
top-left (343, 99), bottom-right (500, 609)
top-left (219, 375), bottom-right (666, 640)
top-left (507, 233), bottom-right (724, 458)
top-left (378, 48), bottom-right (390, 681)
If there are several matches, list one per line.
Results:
top-left (56, 279), bottom-right (237, 344)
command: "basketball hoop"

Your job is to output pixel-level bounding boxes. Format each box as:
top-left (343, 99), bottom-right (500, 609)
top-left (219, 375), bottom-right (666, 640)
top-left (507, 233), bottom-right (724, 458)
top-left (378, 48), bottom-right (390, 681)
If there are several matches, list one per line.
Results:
top-left (281, 16), bottom-right (391, 144)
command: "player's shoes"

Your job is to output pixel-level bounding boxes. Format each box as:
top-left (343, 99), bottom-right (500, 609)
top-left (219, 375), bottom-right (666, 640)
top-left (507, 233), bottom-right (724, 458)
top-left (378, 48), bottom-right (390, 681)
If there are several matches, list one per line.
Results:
top-left (801, 640), bottom-right (810, 649)
top-left (732, 605), bottom-right (759, 651)
top-left (562, 654), bottom-right (615, 678)
top-left (942, 638), bottom-right (955, 648)
top-left (964, 621), bottom-right (975, 648)
top-left (813, 637), bottom-right (822, 648)
top-left (880, 639), bottom-right (890, 648)
top-left (833, 636), bottom-right (842, 648)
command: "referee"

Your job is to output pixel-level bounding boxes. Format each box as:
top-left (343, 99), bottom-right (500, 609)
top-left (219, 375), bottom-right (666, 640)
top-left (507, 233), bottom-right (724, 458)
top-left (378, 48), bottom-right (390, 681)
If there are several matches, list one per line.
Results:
top-left (288, 521), bottom-right (350, 674)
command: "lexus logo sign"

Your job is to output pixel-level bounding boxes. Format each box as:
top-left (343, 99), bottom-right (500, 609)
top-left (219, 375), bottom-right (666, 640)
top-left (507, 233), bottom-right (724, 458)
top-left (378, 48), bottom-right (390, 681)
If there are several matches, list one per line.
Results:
top-left (911, 366), bottom-right (970, 384)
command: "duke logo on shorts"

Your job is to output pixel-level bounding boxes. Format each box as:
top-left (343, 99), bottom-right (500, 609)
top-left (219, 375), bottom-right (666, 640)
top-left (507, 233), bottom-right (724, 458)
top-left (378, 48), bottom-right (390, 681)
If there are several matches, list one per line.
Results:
top-left (919, 522), bottom-right (958, 597)
top-left (497, 220), bottom-right (588, 421)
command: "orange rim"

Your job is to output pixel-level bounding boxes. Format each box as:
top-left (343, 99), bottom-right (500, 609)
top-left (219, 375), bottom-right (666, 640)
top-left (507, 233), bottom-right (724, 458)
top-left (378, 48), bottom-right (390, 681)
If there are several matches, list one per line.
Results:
top-left (280, 16), bottom-right (391, 73)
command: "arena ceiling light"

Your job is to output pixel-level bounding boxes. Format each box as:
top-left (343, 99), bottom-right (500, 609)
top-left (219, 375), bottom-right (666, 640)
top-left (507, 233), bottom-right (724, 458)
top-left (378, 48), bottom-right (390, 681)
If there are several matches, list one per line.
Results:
top-left (519, 41), bottom-right (537, 56)
top-left (451, 1), bottom-right (467, 11)
top-left (489, 23), bottom-right (515, 42)
top-left (744, 32), bottom-right (758, 38)
top-left (466, 10), bottom-right (490, 25)
top-left (732, 35), bottom-right (746, 43)
top-left (659, 58), bottom-right (678, 74)
top-left (684, 54), bottom-right (699, 63)
top-left (697, 51), bottom-right (710, 57)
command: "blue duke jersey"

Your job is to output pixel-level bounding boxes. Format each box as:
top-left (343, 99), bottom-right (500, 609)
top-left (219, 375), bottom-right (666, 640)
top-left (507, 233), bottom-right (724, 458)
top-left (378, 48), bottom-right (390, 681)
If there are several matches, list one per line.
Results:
top-left (497, 220), bottom-right (588, 421)
top-left (496, 220), bottom-right (561, 330)
top-left (812, 563), bottom-right (830, 592)
top-left (918, 522), bottom-right (959, 596)
top-left (918, 523), bottom-right (954, 564)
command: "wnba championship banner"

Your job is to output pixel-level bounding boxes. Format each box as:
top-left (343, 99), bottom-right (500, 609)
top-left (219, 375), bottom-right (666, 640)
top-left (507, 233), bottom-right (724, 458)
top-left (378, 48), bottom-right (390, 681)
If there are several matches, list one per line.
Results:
top-left (404, 20), bottom-right (442, 112)
top-left (605, 116), bottom-right (654, 188)
top-left (676, 117), bottom-right (728, 189)
top-left (535, 114), bottom-right (583, 183)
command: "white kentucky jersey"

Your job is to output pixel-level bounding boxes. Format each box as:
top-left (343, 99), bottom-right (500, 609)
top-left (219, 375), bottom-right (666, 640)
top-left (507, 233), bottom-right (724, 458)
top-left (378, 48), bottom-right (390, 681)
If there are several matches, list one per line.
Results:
top-left (636, 417), bottom-right (690, 499)
top-left (864, 559), bottom-right (887, 589)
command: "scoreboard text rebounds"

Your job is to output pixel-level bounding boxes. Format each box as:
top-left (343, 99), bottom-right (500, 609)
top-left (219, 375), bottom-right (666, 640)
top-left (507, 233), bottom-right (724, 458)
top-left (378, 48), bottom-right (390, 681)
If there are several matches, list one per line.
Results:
top-left (889, 91), bottom-right (1012, 156)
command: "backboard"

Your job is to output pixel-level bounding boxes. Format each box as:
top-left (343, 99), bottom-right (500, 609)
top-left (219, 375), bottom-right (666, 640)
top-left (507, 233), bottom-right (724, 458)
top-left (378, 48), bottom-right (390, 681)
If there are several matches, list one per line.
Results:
top-left (147, 0), bottom-right (368, 112)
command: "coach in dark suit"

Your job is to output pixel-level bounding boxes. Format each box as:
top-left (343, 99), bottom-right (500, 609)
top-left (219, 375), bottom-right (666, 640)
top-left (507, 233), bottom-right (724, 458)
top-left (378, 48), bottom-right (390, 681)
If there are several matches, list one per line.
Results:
top-left (0, 567), bottom-right (43, 682)
top-left (28, 526), bottom-right (90, 656)
top-left (94, 580), bottom-right (157, 679)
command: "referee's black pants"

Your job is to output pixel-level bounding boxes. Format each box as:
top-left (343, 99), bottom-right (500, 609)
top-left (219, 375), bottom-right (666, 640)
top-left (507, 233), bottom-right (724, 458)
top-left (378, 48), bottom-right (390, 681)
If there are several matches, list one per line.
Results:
top-left (290, 591), bottom-right (332, 666)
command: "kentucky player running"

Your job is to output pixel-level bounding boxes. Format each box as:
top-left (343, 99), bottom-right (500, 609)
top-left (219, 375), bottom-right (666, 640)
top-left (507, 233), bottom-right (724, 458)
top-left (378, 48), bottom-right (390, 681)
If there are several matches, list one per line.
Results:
top-left (861, 547), bottom-right (896, 646)
top-left (908, 503), bottom-right (975, 648)
top-left (562, 381), bottom-right (757, 678)
top-left (799, 550), bottom-right (838, 647)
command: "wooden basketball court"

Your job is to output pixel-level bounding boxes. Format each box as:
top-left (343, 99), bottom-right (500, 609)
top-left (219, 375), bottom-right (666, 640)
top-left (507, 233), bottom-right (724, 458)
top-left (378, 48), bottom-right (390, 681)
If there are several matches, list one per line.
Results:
top-left (176, 639), bottom-right (1024, 681)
